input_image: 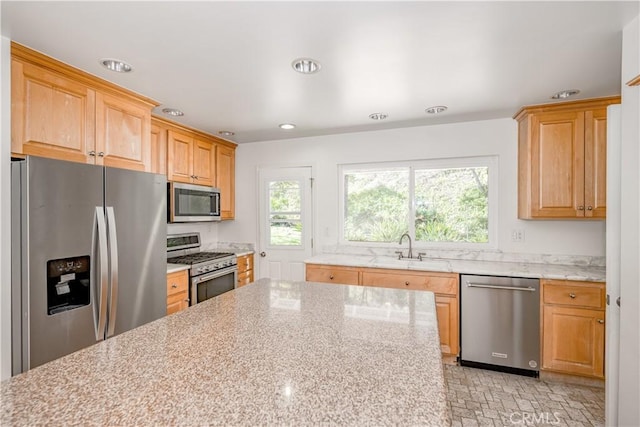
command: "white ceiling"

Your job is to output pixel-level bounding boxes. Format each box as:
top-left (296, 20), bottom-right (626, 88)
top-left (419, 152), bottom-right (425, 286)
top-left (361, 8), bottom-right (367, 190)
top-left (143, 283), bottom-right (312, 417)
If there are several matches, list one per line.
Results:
top-left (2, 1), bottom-right (638, 143)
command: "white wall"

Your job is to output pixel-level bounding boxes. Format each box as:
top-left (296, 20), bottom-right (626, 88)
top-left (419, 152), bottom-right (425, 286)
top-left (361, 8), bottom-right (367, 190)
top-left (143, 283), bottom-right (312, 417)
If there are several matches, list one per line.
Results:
top-left (617, 14), bottom-right (640, 426)
top-left (167, 222), bottom-right (218, 248)
top-left (1, 35), bottom-right (12, 380)
top-left (219, 117), bottom-right (605, 258)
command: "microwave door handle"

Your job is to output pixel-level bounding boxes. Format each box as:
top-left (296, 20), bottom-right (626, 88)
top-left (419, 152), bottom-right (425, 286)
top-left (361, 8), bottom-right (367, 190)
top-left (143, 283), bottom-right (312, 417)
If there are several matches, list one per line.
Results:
top-left (92, 207), bottom-right (109, 341)
top-left (106, 207), bottom-right (119, 338)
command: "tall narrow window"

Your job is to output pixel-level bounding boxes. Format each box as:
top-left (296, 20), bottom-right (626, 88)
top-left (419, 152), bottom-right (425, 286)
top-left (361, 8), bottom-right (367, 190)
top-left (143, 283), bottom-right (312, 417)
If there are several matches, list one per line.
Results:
top-left (269, 180), bottom-right (302, 246)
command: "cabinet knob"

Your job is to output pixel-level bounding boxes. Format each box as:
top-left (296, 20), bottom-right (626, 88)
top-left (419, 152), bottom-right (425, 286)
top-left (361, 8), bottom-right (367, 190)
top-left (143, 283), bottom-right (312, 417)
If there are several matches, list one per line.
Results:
top-left (260, 252), bottom-right (266, 257)
top-left (569, 293), bottom-right (576, 299)
top-left (587, 206), bottom-right (593, 211)
top-left (98, 152), bottom-right (105, 157)
top-left (193, 175), bottom-right (199, 180)
top-left (597, 319), bottom-right (604, 324)
top-left (329, 275), bottom-right (334, 280)
top-left (405, 281), bottom-right (410, 286)
top-left (171, 283), bottom-right (177, 288)
top-left (578, 206), bottom-right (584, 211)
top-left (88, 151), bottom-right (96, 157)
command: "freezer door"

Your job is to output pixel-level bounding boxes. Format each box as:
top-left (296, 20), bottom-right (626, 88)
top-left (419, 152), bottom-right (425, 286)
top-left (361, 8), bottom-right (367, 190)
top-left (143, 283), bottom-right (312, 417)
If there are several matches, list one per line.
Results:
top-left (16, 157), bottom-right (105, 371)
top-left (104, 167), bottom-right (167, 336)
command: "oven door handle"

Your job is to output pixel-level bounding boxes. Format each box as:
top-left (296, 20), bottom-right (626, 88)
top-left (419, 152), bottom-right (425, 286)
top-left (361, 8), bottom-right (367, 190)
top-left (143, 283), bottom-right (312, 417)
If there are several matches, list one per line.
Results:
top-left (192, 267), bottom-right (238, 285)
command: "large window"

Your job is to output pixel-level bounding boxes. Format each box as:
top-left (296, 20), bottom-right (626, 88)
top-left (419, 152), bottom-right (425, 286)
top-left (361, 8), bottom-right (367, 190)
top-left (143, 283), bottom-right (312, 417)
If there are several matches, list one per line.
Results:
top-left (340, 157), bottom-right (497, 247)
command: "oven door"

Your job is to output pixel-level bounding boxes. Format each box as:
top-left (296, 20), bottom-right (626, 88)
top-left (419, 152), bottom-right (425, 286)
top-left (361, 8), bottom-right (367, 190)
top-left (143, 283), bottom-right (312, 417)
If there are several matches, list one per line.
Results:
top-left (190, 266), bottom-right (237, 305)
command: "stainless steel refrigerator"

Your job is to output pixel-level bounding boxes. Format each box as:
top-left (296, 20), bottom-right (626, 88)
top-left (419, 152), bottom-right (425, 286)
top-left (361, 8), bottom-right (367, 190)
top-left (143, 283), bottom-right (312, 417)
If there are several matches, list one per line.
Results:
top-left (11, 156), bottom-right (167, 374)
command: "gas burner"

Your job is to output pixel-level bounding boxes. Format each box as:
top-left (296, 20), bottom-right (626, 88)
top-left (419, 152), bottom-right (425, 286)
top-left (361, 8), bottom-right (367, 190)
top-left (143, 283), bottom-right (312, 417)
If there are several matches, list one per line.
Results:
top-left (167, 252), bottom-right (234, 265)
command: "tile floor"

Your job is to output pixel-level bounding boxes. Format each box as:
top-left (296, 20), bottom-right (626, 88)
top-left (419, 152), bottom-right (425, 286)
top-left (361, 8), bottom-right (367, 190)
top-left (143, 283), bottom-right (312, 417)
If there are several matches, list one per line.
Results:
top-left (444, 364), bottom-right (605, 427)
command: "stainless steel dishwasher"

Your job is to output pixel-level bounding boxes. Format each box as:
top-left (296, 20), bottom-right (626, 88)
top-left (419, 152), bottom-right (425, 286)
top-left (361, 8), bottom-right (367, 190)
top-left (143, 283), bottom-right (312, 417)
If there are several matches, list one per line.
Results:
top-left (460, 274), bottom-right (540, 377)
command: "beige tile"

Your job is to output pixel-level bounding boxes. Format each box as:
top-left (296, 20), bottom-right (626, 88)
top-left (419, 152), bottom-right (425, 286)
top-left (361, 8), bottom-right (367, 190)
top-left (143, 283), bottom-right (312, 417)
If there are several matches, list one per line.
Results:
top-left (444, 365), bottom-right (604, 427)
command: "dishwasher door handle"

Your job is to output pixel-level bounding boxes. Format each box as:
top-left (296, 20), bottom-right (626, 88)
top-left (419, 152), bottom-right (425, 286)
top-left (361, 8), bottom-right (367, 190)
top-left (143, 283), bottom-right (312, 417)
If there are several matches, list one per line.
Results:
top-left (466, 282), bottom-right (537, 292)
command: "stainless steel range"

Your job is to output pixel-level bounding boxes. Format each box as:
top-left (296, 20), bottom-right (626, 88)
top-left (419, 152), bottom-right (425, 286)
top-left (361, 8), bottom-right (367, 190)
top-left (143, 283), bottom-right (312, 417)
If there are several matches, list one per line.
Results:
top-left (167, 233), bottom-right (237, 305)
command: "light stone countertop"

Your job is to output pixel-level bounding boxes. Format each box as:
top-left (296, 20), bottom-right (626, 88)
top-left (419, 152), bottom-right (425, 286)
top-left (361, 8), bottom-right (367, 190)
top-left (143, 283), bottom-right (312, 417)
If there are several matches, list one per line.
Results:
top-left (0, 278), bottom-right (449, 426)
top-left (166, 263), bottom-right (190, 274)
top-left (306, 254), bottom-right (606, 282)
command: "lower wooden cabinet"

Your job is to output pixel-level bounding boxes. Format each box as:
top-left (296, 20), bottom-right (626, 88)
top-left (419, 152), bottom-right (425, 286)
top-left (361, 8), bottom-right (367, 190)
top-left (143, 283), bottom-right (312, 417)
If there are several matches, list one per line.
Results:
top-left (167, 270), bottom-right (189, 315)
top-left (305, 264), bottom-right (360, 285)
top-left (237, 253), bottom-right (255, 287)
top-left (305, 263), bottom-right (459, 357)
top-left (541, 279), bottom-right (605, 378)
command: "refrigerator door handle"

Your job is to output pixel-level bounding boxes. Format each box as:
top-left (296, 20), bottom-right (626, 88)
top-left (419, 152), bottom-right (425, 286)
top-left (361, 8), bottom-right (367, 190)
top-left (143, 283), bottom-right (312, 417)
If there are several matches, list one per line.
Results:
top-left (92, 207), bottom-right (109, 341)
top-left (106, 206), bottom-right (119, 338)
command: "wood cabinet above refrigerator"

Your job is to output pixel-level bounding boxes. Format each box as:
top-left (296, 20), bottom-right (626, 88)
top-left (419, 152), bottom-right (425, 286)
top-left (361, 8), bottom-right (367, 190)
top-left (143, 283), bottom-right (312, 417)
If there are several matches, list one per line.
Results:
top-left (11, 42), bottom-right (156, 172)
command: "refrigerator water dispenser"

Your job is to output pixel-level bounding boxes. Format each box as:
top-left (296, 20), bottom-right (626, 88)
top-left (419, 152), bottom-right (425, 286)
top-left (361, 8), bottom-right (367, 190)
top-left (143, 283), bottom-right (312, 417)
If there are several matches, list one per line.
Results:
top-left (47, 256), bottom-right (90, 315)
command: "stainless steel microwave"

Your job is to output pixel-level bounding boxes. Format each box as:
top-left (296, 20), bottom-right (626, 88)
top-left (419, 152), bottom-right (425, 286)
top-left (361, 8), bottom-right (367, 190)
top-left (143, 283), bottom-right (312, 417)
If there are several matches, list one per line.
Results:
top-left (168, 182), bottom-right (221, 222)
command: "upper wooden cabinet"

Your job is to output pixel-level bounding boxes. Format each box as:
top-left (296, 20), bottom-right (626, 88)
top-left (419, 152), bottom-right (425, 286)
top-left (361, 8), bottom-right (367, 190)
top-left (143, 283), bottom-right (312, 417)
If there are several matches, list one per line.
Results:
top-left (95, 92), bottom-right (151, 172)
top-left (514, 97), bottom-right (620, 219)
top-left (167, 129), bottom-right (215, 186)
top-left (216, 144), bottom-right (236, 220)
top-left (11, 42), bottom-right (157, 172)
top-left (157, 116), bottom-right (237, 219)
top-left (150, 122), bottom-right (167, 175)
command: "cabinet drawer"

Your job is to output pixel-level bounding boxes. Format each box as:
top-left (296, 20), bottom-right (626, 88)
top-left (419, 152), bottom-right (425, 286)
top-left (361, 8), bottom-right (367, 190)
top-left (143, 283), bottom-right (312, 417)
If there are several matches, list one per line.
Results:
top-left (306, 264), bottom-right (359, 285)
top-left (167, 270), bottom-right (189, 296)
top-left (237, 270), bottom-right (253, 287)
top-left (237, 254), bottom-right (254, 272)
top-left (361, 270), bottom-right (458, 295)
top-left (543, 280), bottom-right (605, 309)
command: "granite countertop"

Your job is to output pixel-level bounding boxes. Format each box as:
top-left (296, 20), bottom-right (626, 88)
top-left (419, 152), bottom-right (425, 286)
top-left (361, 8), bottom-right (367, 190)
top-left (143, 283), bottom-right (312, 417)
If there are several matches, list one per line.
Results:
top-left (166, 263), bottom-right (190, 274)
top-left (0, 279), bottom-right (449, 426)
top-left (305, 254), bottom-right (606, 282)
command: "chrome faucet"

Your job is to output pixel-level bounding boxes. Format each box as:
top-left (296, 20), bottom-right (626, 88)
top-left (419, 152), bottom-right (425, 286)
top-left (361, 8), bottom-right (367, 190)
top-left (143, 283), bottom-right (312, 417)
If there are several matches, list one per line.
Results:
top-left (399, 232), bottom-right (413, 259)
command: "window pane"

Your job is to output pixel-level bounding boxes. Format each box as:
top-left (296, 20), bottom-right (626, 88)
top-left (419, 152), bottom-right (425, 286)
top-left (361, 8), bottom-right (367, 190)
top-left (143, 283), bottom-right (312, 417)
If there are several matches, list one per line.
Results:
top-left (414, 167), bottom-right (488, 243)
top-left (269, 180), bottom-right (302, 246)
top-left (344, 169), bottom-right (409, 242)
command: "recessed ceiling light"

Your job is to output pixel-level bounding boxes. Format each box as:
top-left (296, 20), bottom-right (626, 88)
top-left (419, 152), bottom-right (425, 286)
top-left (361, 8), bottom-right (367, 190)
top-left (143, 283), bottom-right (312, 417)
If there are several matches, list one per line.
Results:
top-left (100, 58), bottom-right (133, 73)
top-left (162, 108), bottom-right (184, 117)
top-left (279, 123), bottom-right (296, 130)
top-left (425, 106), bottom-right (448, 114)
top-left (369, 113), bottom-right (388, 120)
top-left (218, 131), bottom-right (235, 137)
top-left (551, 89), bottom-right (580, 99)
top-left (291, 58), bottom-right (321, 74)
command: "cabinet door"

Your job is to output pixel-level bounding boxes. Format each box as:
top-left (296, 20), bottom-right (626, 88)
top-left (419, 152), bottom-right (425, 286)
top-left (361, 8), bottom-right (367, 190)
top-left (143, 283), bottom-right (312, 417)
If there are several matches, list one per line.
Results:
top-left (217, 144), bottom-right (236, 220)
top-left (237, 270), bottom-right (253, 287)
top-left (542, 305), bottom-right (605, 378)
top-left (95, 92), bottom-right (151, 171)
top-left (167, 270), bottom-right (189, 315)
top-left (530, 111), bottom-right (585, 217)
top-left (435, 295), bottom-right (459, 356)
top-left (192, 138), bottom-right (215, 186)
top-left (150, 122), bottom-right (167, 175)
top-left (167, 130), bottom-right (193, 183)
top-left (584, 109), bottom-right (607, 218)
top-left (306, 264), bottom-right (360, 285)
top-left (12, 59), bottom-right (96, 163)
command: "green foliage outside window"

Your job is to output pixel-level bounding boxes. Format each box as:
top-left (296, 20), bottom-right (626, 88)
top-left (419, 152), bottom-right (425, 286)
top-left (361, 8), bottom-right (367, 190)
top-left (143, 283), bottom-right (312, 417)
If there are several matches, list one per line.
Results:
top-left (343, 164), bottom-right (489, 244)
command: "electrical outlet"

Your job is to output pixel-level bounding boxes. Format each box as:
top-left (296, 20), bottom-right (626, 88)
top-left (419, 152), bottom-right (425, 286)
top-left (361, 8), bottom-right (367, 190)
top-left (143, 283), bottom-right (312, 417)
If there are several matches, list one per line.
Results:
top-left (511, 229), bottom-right (525, 242)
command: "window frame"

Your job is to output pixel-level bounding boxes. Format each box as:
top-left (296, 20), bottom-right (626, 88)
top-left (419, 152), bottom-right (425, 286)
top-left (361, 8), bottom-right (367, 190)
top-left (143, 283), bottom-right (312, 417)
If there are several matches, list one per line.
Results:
top-left (338, 156), bottom-right (499, 250)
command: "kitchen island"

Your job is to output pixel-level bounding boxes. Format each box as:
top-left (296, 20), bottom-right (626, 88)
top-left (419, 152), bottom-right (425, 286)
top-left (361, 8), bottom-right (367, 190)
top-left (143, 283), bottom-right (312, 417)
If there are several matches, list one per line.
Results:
top-left (0, 279), bottom-right (449, 426)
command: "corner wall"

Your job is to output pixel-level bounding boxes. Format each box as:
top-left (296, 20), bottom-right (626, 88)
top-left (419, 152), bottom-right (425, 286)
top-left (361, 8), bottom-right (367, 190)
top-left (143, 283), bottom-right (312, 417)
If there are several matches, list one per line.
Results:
top-left (1, 36), bottom-right (12, 380)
